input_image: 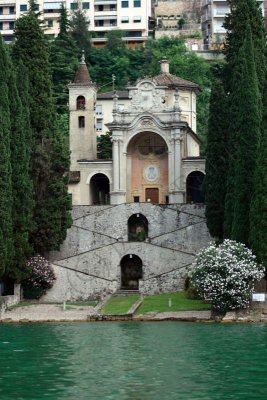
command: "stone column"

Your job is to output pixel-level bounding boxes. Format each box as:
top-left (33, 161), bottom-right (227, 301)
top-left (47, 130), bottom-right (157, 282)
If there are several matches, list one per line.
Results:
top-left (169, 130), bottom-right (184, 203)
top-left (110, 137), bottom-right (126, 204)
top-left (112, 138), bottom-right (120, 192)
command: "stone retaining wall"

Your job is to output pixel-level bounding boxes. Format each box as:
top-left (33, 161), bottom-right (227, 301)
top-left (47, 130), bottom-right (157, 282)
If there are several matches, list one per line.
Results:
top-left (43, 204), bottom-right (212, 302)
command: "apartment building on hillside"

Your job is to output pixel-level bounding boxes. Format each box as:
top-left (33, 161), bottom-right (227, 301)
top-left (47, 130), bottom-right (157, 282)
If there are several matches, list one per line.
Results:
top-left (0, 0), bottom-right (152, 46)
top-left (201, 0), bottom-right (264, 49)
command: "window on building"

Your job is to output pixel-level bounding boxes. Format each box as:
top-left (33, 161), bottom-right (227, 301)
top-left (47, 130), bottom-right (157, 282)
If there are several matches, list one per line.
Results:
top-left (133, 196), bottom-right (140, 203)
top-left (0, 22), bottom-right (3, 30)
top-left (110, 5), bottom-right (116, 11)
top-left (121, 16), bottom-right (129, 23)
top-left (33, 4), bottom-right (39, 11)
top-left (134, 0), bottom-right (141, 7)
top-left (121, 1), bottom-right (128, 7)
top-left (95, 105), bottom-right (102, 115)
top-left (9, 7), bottom-right (15, 14)
top-left (79, 116), bottom-right (85, 128)
top-left (9, 21), bottom-right (15, 30)
top-left (0, 7), bottom-right (3, 15)
top-left (95, 20), bottom-right (104, 27)
top-left (133, 16), bottom-right (141, 23)
top-left (47, 20), bottom-right (53, 28)
top-left (110, 19), bottom-right (117, 26)
top-left (97, 5), bottom-right (104, 11)
top-left (3, 35), bottom-right (15, 42)
top-left (20, 4), bottom-right (28, 11)
top-left (83, 2), bottom-right (90, 9)
top-left (96, 120), bottom-right (103, 131)
top-left (70, 2), bottom-right (78, 10)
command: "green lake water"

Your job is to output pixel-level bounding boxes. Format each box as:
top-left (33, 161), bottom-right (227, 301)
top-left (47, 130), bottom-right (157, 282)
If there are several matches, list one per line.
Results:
top-left (0, 322), bottom-right (267, 400)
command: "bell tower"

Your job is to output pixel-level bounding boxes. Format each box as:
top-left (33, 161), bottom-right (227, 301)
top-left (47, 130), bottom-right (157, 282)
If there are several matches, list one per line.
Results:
top-left (68, 53), bottom-right (97, 171)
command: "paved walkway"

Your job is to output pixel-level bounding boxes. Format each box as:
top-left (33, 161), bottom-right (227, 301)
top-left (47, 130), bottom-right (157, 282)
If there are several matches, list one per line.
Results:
top-left (1, 303), bottom-right (212, 323)
top-left (1, 304), bottom-right (97, 322)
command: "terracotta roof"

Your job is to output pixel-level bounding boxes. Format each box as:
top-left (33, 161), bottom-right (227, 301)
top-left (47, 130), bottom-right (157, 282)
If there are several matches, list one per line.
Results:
top-left (140, 73), bottom-right (200, 91)
top-left (97, 90), bottom-right (130, 100)
top-left (74, 63), bottom-right (92, 85)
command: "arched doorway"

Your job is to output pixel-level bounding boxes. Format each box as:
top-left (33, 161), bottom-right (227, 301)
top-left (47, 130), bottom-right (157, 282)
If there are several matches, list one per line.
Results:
top-left (126, 131), bottom-right (169, 203)
top-left (90, 173), bottom-right (110, 205)
top-left (120, 254), bottom-right (142, 290)
top-left (186, 171), bottom-right (205, 203)
top-left (128, 214), bottom-right (148, 241)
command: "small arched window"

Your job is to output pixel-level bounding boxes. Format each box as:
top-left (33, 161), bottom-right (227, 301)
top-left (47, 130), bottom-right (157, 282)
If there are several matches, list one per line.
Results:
top-left (76, 96), bottom-right (85, 110)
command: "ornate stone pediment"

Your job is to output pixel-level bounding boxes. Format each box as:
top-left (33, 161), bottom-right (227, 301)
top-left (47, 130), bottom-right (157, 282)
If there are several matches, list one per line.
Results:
top-left (129, 81), bottom-right (166, 112)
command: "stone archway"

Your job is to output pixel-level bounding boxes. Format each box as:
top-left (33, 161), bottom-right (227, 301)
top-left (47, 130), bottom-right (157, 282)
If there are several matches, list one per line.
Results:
top-left (128, 213), bottom-right (148, 241)
top-left (90, 173), bottom-right (110, 205)
top-left (120, 254), bottom-right (142, 290)
top-left (186, 171), bottom-right (205, 203)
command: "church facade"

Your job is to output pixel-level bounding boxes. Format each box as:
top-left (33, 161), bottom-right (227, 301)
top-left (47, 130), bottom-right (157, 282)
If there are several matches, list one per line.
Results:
top-left (43, 57), bottom-right (211, 302)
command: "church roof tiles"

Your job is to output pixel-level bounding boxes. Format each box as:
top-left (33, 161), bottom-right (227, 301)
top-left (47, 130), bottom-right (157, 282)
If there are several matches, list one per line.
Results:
top-left (141, 73), bottom-right (200, 91)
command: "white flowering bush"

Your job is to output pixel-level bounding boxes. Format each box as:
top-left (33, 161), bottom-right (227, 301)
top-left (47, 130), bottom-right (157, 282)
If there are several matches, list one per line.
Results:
top-left (191, 240), bottom-right (264, 311)
top-left (23, 255), bottom-right (56, 299)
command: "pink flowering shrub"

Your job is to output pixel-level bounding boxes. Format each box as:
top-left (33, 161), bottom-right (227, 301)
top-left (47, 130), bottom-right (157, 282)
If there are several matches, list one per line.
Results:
top-left (191, 240), bottom-right (264, 311)
top-left (23, 255), bottom-right (56, 299)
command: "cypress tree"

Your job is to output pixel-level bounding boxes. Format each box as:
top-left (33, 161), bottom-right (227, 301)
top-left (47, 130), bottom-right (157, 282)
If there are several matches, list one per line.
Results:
top-left (249, 72), bottom-right (267, 266)
top-left (204, 78), bottom-right (228, 239)
top-left (0, 38), bottom-right (13, 277)
top-left (229, 26), bottom-right (261, 244)
top-left (70, 7), bottom-right (91, 57)
top-left (224, 0), bottom-right (266, 92)
top-left (8, 61), bottom-right (34, 280)
top-left (13, 3), bottom-right (72, 253)
top-left (50, 5), bottom-right (79, 114)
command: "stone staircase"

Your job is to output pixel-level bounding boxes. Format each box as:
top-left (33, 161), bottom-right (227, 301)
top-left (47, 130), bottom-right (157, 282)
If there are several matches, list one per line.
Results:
top-left (114, 289), bottom-right (140, 296)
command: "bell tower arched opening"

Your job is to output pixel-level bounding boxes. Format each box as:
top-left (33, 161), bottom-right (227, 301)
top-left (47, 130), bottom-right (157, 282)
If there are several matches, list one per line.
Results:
top-left (186, 171), bottom-right (205, 204)
top-left (90, 173), bottom-right (110, 205)
top-left (120, 254), bottom-right (142, 290)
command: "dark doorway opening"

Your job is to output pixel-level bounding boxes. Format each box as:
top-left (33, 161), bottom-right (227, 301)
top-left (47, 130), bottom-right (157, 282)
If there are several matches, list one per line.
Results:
top-left (121, 254), bottom-right (142, 290)
top-left (186, 171), bottom-right (205, 203)
top-left (128, 213), bottom-right (148, 241)
top-left (90, 173), bottom-right (110, 205)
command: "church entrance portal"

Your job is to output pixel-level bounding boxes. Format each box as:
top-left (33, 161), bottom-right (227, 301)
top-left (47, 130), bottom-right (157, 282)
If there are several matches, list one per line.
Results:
top-left (186, 171), bottom-right (205, 203)
top-left (120, 255), bottom-right (142, 290)
top-left (145, 188), bottom-right (159, 203)
top-left (90, 173), bottom-right (110, 205)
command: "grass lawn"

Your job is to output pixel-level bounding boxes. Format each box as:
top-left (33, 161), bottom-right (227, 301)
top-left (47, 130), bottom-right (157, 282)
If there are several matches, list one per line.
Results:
top-left (7, 301), bottom-right (36, 310)
top-left (101, 295), bottom-right (140, 314)
top-left (137, 291), bottom-right (211, 314)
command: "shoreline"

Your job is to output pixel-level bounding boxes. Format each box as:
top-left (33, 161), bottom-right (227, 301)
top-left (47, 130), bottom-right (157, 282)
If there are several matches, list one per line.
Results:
top-left (1, 304), bottom-right (267, 323)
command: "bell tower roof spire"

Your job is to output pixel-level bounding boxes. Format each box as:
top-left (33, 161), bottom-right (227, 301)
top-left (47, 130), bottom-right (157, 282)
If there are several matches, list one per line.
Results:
top-left (73, 51), bottom-right (92, 85)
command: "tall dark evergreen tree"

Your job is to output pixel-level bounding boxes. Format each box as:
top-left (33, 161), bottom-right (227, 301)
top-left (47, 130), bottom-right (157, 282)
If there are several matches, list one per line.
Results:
top-left (249, 71), bottom-right (267, 267)
top-left (0, 38), bottom-right (13, 277)
top-left (228, 26), bottom-right (261, 244)
top-left (204, 78), bottom-right (228, 239)
top-left (224, 0), bottom-right (266, 92)
top-left (8, 61), bottom-right (34, 280)
top-left (50, 4), bottom-right (79, 114)
top-left (70, 6), bottom-right (91, 57)
top-left (13, 3), bottom-right (72, 253)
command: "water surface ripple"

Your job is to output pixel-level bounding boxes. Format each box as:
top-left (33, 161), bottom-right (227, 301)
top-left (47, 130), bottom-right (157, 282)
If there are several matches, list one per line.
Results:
top-left (0, 322), bottom-right (267, 399)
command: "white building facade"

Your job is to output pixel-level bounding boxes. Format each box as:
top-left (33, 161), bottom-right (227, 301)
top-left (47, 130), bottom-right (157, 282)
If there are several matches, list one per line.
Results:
top-left (0, 0), bottom-right (152, 45)
top-left (201, 0), bottom-right (264, 49)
